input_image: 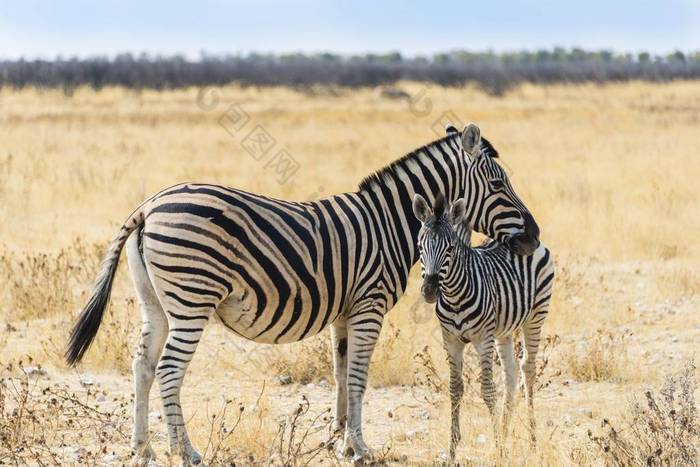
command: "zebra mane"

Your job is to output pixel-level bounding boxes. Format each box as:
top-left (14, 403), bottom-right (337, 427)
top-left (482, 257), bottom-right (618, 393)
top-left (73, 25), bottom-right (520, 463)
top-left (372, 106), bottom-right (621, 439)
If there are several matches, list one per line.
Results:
top-left (479, 137), bottom-right (499, 158)
top-left (357, 133), bottom-right (498, 192)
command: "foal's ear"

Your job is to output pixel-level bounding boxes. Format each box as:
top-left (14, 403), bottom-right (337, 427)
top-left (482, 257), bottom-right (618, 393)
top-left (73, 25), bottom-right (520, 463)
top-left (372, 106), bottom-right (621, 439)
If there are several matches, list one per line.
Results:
top-left (449, 199), bottom-right (467, 226)
top-left (412, 194), bottom-right (432, 223)
top-left (461, 123), bottom-right (482, 159)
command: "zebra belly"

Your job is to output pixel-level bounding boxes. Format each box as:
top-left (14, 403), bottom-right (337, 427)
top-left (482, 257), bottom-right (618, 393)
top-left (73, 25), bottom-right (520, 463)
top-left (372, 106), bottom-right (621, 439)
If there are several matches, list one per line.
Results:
top-left (215, 283), bottom-right (337, 344)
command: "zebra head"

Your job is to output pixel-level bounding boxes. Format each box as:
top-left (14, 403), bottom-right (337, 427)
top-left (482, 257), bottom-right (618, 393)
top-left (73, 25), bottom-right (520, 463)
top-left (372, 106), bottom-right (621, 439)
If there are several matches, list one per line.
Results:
top-left (413, 192), bottom-right (465, 304)
top-left (458, 123), bottom-right (540, 255)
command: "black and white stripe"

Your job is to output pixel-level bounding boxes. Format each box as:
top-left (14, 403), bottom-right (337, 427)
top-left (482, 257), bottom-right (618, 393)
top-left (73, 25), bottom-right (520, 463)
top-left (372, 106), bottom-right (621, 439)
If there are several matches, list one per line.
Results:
top-left (65, 123), bottom-right (540, 464)
top-left (413, 193), bottom-right (553, 461)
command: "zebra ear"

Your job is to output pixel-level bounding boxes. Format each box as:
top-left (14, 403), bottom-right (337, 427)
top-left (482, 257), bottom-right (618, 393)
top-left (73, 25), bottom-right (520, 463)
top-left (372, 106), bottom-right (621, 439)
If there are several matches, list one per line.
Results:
top-left (449, 199), bottom-right (467, 226)
top-left (445, 123), bottom-right (459, 136)
top-left (412, 194), bottom-right (432, 223)
top-left (461, 123), bottom-right (482, 159)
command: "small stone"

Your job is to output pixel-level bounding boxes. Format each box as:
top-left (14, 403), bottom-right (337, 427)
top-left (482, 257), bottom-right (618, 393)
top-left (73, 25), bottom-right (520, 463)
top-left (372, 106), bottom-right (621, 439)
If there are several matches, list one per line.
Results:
top-left (102, 453), bottom-right (119, 463)
top-left (318, 378), bottom-right (330, 389)
top-left (411, 409), bottom-right (431, 420)
top-left (277, 375), bottom-right (292, 385)
top-left (545, 419), bottom-right (555, 427)
top-left (148, 411), bottom-right (161, 422)
top-left (22, 366), bottom-right (46, 376)
top-left (563, 413), bottom-right (574, 425)
top-left (97, 394), bottom-right (107, 402)
top-left (79, 376), bottom-right (95, 386)
top-left (406, 428), bottom-right (428, 439)
top-left (578, 408), bottom-right (593, 418)
top-left (64, 446), bottom-right (86, 459)
top-left (475, 433), bottom-right (487, 444)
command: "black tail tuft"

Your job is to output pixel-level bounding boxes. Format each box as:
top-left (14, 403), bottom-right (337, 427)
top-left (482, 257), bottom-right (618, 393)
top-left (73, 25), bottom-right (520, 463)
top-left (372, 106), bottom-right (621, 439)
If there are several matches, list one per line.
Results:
top-left (65, 257), bottom-right (119, 366)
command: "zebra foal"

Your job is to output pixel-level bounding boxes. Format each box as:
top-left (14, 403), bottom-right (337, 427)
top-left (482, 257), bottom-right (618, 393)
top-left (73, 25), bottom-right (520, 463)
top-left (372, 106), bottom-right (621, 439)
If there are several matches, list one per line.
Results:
top-left (413, 193), bottom-right (553, 461)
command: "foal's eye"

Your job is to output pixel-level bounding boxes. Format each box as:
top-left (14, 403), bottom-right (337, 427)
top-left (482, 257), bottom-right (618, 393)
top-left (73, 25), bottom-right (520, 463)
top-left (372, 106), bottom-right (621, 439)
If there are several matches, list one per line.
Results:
top-left (489, 179), bottom-right (505, 191)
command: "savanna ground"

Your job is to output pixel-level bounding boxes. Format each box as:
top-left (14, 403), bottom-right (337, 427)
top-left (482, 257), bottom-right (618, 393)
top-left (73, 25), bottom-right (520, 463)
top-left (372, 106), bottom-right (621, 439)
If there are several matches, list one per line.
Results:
top-left (0, 81), bottom-right (698, 465)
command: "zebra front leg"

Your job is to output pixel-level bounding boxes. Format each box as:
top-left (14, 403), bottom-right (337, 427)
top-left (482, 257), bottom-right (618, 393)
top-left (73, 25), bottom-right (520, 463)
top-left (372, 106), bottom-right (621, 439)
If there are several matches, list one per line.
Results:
top-left (342, 311), bottom-right (384, 462)
top-left (331, 319), bottom-right (348, 437)
top-left (442, 329), bottom-right (465, 463)
top-left (127, 233), bottom-right (168, 462)
top-left (156, 313), bottom-right (212, 465)
top-left (521, 319), bottom-right (544, 446)
top-left (474, 335), bottom-right (498, 442)
top-left (496, 335), bottom-right (518, 441)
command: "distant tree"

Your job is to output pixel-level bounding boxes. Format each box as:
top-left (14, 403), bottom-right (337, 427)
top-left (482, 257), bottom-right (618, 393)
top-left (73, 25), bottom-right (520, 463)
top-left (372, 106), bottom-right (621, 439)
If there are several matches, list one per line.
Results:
top-left (669, 50), bottom-right (686, 63)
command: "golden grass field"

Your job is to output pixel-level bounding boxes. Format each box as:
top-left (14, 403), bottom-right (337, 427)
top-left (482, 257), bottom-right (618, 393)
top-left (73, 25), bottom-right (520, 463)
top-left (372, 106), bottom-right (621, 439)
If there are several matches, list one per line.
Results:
top-left (0, 81), bottom-right (698, 465)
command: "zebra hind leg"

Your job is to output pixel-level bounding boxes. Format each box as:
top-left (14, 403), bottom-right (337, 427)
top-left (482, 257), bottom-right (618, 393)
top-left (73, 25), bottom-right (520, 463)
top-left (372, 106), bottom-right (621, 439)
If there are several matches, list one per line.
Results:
top-left (152, 291), bottom-right (215, 465)
top-left (127, 233), bottom-right (168, 462)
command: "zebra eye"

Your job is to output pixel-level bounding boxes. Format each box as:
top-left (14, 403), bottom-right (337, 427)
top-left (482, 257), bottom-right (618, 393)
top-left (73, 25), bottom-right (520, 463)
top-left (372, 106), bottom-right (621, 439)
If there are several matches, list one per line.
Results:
top-left (489, 179), bottom-right (505, 191)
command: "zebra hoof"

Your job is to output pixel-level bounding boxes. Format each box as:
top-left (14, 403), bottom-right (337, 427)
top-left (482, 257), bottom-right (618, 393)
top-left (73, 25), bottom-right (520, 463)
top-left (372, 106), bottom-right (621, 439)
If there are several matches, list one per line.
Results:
top-left (179, 449), bottom-right (204, 466)
top-left (131, 442), bottom-right (156, 466)
top-left (352, 449), bottom-right (375, 466)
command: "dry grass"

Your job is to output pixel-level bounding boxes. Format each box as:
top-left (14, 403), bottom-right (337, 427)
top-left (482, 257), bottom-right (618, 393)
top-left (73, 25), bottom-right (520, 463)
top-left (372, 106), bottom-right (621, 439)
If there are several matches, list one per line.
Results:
top-left (0, 81), bottom-right (699, 464)
top-left (564, 329), bottom-right (631, 383)
top-left (588, 361), bottom-right (698, 466)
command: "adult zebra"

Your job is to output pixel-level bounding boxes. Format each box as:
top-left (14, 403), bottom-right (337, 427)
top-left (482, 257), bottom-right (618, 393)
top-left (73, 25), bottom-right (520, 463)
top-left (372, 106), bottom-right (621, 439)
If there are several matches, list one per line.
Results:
top-left (65, 123), bottom-right (540, 465)
top-left (413, 193), bottom-right (553, 462)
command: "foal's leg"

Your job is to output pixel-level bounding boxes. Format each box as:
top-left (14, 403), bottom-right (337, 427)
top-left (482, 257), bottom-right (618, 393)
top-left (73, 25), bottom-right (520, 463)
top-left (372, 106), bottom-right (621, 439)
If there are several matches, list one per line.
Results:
top-left (127, 234), bottom-right (168, 461)
top-left (442, 329), bottom-right (465, 463)
top-left (474, 335), bottom-right (498, 440)
top-left (496, 335), bottom-right (518, 440)
top-left (521, 317), bottom-right (545, 446)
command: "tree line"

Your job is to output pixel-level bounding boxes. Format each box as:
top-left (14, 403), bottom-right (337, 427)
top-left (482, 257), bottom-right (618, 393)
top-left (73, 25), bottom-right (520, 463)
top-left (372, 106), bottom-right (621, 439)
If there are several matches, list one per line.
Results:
top-left (1, 48), bottom-right (699, 95)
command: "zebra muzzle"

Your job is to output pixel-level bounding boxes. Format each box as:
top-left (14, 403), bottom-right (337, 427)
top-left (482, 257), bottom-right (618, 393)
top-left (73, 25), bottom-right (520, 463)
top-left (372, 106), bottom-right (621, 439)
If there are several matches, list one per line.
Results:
top-left (421, 274), bottom-right (439, 303)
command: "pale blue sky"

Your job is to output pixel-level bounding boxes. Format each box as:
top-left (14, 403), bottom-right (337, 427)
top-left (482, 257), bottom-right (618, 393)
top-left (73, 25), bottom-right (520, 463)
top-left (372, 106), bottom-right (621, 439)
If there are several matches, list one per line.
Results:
top-left (1, 0), bottom-right (698, 59)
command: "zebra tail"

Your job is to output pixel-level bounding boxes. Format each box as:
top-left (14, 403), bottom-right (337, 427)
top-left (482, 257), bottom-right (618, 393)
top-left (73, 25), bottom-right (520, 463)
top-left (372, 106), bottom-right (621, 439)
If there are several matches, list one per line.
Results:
top-left (65, 204), bottom-right (147, 366)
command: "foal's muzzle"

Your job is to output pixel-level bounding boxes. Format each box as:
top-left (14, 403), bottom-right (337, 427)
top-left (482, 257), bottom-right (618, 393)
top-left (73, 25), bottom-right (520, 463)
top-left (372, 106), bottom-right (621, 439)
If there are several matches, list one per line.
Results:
top-left (421, 274), bottom-right (439, 304)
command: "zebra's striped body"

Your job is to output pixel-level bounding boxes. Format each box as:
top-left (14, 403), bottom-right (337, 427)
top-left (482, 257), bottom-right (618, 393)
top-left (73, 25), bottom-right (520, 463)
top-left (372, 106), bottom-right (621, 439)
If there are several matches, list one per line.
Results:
top-left (413, 194), bottom-right (553, 461)
top-left (65, 123), bottom-right (540, 464)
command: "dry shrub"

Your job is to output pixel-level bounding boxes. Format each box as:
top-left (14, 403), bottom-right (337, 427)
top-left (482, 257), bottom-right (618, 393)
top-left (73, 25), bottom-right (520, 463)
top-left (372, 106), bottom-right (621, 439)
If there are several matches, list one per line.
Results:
top-left (199, 386), bottom-right (340, 466)
top-left (267, 395), bottom-right (339, 466)
top-left (371, 320), bottom-right (416, 387)
top-left (269, 336), bottom-right (333, 385)
top-left (588, 361), bottom-right (698, 466)
top-left (0, 239), bottom-right (102, 320)
top-left (0, 361), bottom-right (130, 465)
top-left (564, 329), bottom-right (630, 382)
